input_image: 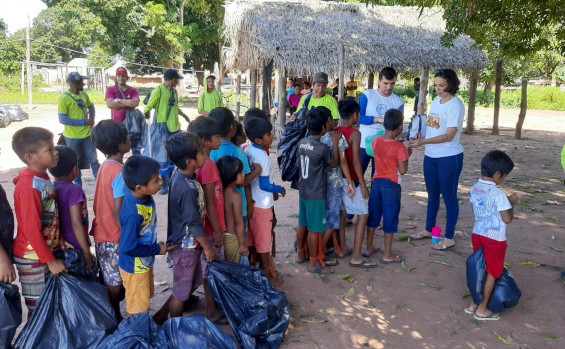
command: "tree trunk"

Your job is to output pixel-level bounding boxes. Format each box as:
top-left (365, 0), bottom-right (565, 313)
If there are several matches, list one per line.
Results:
top-left (368, 72), bottom-right (374, 89)
top-left (417, 67), bottom-right (429, 115)
top-left (217, 42), bottom-right (223, 93)
top-left (277, 69), bottom-right (287, 125)
top-left (483, 81), bottom-right (493, 93)
top-left (250, 68), bottom-right (257, 108)
top-left (515, 78), bottom-right (528, 140)
top-left (261, 60), bottom-right (273, 115)
top-left (465, 70), bottom-right (479, 134)
top-left (235, 73), bottom-right (242, 120)
top-left (492, 59), bottom-right (503, 135)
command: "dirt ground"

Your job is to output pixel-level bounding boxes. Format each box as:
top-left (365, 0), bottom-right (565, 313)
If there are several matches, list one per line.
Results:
top-left (1, 101), bottom-right (565, 348)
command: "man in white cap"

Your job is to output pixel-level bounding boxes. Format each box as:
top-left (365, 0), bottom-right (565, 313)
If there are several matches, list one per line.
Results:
top-left (58, 72), bottom-right (99, 186)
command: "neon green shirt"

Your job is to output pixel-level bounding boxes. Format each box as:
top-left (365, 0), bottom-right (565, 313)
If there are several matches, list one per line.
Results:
top-left (297, 93), bottom-right (340, 120)
top-left (58, 91), bottom-right (93, 139)
top-left (144, 85), bottom-right (180, 133)
top-left (198, 89), bottom-right (223, 114)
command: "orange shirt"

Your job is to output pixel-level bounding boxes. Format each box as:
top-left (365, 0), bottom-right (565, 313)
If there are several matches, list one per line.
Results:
top-left (371, 137), bottom-right (410, 184)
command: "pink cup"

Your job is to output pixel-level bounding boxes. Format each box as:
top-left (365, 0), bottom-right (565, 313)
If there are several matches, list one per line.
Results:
top-left (432, 226), bottom-right (442, 244)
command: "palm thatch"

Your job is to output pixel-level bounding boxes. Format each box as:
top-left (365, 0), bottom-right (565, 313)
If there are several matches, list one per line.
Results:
top-left (223, 0), bottom-right (488, 75)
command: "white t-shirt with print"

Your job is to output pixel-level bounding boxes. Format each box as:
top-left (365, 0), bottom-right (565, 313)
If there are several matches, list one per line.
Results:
top-left (424, 96), bottom-right (465, 158)
top-left (359, 90), bottom-right (404, 149)
top-left (245, 144), bottom-right (275, 209)
top-left (470, 179), bottom-right (512, 242)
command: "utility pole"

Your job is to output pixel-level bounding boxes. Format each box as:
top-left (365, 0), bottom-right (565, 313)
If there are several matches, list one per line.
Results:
top-left (26, 16), bottom-right (33, 110)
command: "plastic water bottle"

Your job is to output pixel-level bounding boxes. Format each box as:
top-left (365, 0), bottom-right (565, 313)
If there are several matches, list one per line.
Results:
top-left (182, 233), bottom-right (195, 249)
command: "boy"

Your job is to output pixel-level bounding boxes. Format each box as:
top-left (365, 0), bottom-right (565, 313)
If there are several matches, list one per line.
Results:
top-left (296, 108), bottom-right (340, 274)
top-left (119, 156), bottom-right (174, 316)
top-left (91, 119), bottom-right (131, 322)
top-left (11, 127), bottom-right (67, 315)
top-left (245, 118), bottom-right (285, 282)
top-left (188, 117), bottom-right (226, 321)
top-left (49, 146), bottom-right (94, 269)
top-left (0, 183), bottom-right (15, 284)
top-left (466, 150), bottom-right (518, 321)
top-left (366, 109), bottom-right (410, 264)
top-left (335, 100), bottom-right (377, 268)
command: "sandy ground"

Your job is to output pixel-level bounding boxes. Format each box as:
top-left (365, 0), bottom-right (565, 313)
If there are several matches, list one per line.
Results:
top-left (1, 101), bottom-right (565, 348)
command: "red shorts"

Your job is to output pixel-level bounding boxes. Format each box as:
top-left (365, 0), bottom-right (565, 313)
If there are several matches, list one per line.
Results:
top-left (248, 207), bottom-right (273, 254)
top-left (472, 234), bottom-right (507, 279)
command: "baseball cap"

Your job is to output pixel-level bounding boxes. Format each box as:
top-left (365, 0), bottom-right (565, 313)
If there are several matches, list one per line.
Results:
top-left (67, 72), bottom-right (89, 84)
top-left (164, 69), bottom-right (183, 80)
top-left (116, 67), bottom-right (128, 76)
top-left (313, 72), bottom-right (328, 84)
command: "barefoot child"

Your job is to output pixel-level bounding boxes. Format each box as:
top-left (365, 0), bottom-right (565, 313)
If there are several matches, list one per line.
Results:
top-left (49, 146), bottom-right (94, 269)
top-left (366, 109), bottom-right (410, 264)
top-left (217, 156), bottom-right (248, 263)
top-left (466, 150), bottom-right (518, 321)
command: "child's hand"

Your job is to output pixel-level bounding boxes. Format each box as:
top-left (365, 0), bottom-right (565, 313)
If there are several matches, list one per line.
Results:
top-left (361, 185), bottom-right (369, 199)
top-left (250, 163), bottom-right (262, 173)
top-left (47, 259), bottom-right (68, 276)
top-left (407, 146), bottom-right (413, 156)
top-left (0, 254), bottom-right (16, 283)
top-left (508, 193), bottom-right (519, 205)
top-left (158, 242), bottom-right (168, 255)
top-left (84, 253), bottom-right (95, 270)
top-left (214, 232), bottom-right (224, 248)
top-left (239, 245), bottom-right (249, 257)
top-left (281, 187), bottom-right (286, 197)
top-left (346, 182), bottom-right (355, 198)
top-left (204, 247), bottom-right (215, 263)
top-left (273, 193), bottom-right (279, 201)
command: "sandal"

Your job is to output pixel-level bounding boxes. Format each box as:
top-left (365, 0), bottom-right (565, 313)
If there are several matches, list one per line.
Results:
top-left (474, 312), bottom-right (500, 321)
top-left (410, 230), bottom-right (432, 240)
top-left (379, 256), bottom-right (404, 264)
top-left (349, 260), bottom-right (378, 269)
top-left (307, 266), bottom-right (335, 274)
top-left (431, 238), bottom-right (455, 251)
top-left (325, 258), bottom-right (339, 267)
top-left (362, 247), bottom-right (381, 258)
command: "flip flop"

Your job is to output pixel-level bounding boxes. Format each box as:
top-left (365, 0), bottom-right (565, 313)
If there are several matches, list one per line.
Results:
top-left (349, 260), bottom-right (379, 269)
top-left (431, 239), bottom-right (455, 251)
top-left (410, 231), bottom-right (432, 240)
top-left (362, 247), bottom-right (381, 258)
top-left (464, 307), bottom-right (476, 315)
top-left (474, 313), bottom-right (500, 321)
top-left (325, 258), bottom-right (339, 267)
top-left (307, 266), bottom-right (335, 274)
top-left (379, 256), bottom-right (404, 264)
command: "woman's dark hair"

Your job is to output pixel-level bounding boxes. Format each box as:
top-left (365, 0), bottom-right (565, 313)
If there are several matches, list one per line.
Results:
top-left (188, 116), bottom-right (220, 140)
top-left (209, 107), bottom-right (235, 137)
top-left (122, 155), bottom-right (160, 191)
top-left (435, 69), bottom-right (460, 94)
top-left (481, 150), bottom-right (514, 177)
top-left (216, 156), bottom-right (244, 189)
top-left (165, 133), bottom-right (203, 170)
top-left (91, 120), bottom-right (129, 156)
top-left (338, 99), bottom-right (361, 120)
top-left (383, 109), bottom-right (404, 131)
top-left (49, 146), bottom-right (77, 177)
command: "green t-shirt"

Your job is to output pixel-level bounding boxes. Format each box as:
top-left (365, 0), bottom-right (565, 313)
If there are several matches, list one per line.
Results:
top-left (58, 91), bottom-right (93, 139)
top-left (297, 93), bottom-right (340, 120)
top-left (144, 85), bottom-right (180, 133)
top-left (198, 89), bottom-right (223, 114)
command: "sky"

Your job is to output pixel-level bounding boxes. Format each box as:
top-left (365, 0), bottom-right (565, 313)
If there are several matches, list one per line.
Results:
top-left (0, 0), bottom-right (47, 35)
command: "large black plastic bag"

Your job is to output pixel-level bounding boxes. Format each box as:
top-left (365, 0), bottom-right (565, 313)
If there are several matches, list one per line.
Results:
top-left (0, 283), bottom-right (22, 349)
top-left (207, 261), bottom-right (291, 349)
top-left (14, 274), bottom-right (117, 349)
top-left (62, 248), bottom-right (99, 282)
top-left (466, 247), bottom-right (521, 313)
top-left (277, 119), bottom-right (307, 187)
top-left (98, 312), bottom-right (167, 349)
top-left (162, 314), bottom-right (237, 349)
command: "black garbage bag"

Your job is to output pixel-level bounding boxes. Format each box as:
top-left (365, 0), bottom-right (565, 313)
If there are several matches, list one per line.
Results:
top-left (14, 274), bottom-right (117, 349)
top-left (97, 312), bottom-right (166, 349)
top-left (162, 314), bottom-right (237, 349)
top-left (277, 119), bottom-right (307, 184)
top-left (0, 283), bottom-right (22, 349)
top-left (207, 261), bottom-right (291, 349)
top-left (466, 247), bottom-right (521, 313)
top-left (62, 248), bottom-right (99, 282)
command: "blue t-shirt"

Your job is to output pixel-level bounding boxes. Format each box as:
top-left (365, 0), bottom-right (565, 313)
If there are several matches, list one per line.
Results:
top-left (210, 141), bottom-right (251, 216)
top-left (118, 191), bottom-right (160, 274)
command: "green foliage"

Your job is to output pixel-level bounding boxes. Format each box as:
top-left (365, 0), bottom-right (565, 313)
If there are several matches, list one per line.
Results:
top-left (0, 75), bottom-right (48, 92)
top-left (0, 89), bottom-right (106, 104)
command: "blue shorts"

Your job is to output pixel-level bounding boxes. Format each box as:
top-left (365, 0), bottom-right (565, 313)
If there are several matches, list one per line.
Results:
top-left (326, 186), bottom-right (344, 230)
top-left (367, 179), bottom-right (401, 233)
top-left (299, 198), bottom-right (327, 233)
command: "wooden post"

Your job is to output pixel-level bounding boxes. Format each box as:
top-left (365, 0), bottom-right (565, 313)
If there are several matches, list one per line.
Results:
top-left (368, 72), bottom-right (374, 89)
top-left (250, 68), bottom-right (257, 108)
top-left (262, 60), bottom-right (273, 115)
top-left (102, 68), bottom-right (107, 91)
top-left (63, 64), bottom-right (68, 91)
top-left (26, 19), bottom-right (33, 110)
top-left (277, 68), bottom-right (287, 125)
top-left (465, 70), bottom-right (479, 134)
top-left (492, 59), bottom-right (503, 135)
top-left (21, 63), bottom-right (25, 95)
top-left (235, 73), bottom-right (242, 119)
top-left (515, 78), bottom-right (528, 140)
top-left (217, 42), bottom-right (223, 93)
top-left (338, 45), bottom-right (345, 102)
top-left (417, 67), bottom-right (430, 115)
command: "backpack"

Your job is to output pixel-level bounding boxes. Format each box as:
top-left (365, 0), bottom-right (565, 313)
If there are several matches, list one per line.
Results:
top-left (407, 114), bottom-right (428, 140)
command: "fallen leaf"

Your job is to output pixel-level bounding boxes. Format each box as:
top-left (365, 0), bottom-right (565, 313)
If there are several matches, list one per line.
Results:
top-left (430, 261), bottom-right (453, 267)
top-left (520, 262), bottom-right (540, 267)
top-left (551, 247), bottom-right (564, 253)
top-left (401, 260), bottom-right (406, 270)
top-left (504, 262), bottom-right (511, 268)
top-left (301, 317), bottom-right (328, 324)
top-left (367, 285), bottom-right (373, 293)
top-left (494, 331), bottom-right (510, 344)
top-left (408, 267), bottom-right (417, 272)
top-left (545, 216), bottom-right (559, 222)
top-left (154, 281), bottom-right (167, 286)
top-left (420, 283), bottom-right (443, 291)
top-left (396, 236), bottom-right (410, 242)
top-left (342, 287), bottom-right (355, 299)
top-left (462, 293), bottom-right (471, 299)
top-left (346, 278), bottom-right (355, 283)
top-left (337, 274), bottom-right (351, 279)
top-left (541, 333), bottom-right (559, 340)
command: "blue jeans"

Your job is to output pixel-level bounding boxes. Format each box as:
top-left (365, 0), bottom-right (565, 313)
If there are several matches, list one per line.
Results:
top-left (423, 153), bottom-right (464, 239)
top-left (360, 147), bottom-right (375, 179)
top-left (64, 136), bottom-right (100, 186)
top-left (367, 179), bottom-right (401, 233)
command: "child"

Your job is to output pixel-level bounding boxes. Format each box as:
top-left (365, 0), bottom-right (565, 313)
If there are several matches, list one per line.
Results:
top-left (119, 155), bottom-right (174, 316)
top-left (232, 121), bottom-right (247, 149)
top-left (245, 118), bottom-right (285, 282)
top-left (366, 109), bottom-right (410, 264)
top-left (188, 117), bottom-right (226, 321)
top-left (466, 150), bottom-right (518, 321)
top-left (296, 108), bottom-right (340, 274)
top-left (334, 100), bottom-right (377, 268)
top-left (11, 127), bottom-right (67, 315)
top-left (0, 183), bottom-right (15, 284)
top-left (90, 119), bottom-right (131, 322)
top-left (216, 157), bottom-right (247, 264)
top-left (49, 146), bottom-right (94, 269)
top-left (318, 107), bottom-right (354, 261)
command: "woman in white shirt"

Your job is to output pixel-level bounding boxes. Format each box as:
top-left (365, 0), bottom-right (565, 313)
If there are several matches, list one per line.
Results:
top-left (408, 69), bottom-right (465, 250)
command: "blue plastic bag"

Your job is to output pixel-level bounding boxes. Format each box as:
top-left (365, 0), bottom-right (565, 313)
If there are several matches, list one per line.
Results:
top-left (240, 255), bottom-right (250, 265)
top-left (0, 283), bottom-right (22, 349)
top-left (97, 312), bottom-right (167, 349)
top-left (466, 247), bottom-right (521, 313)
top-left (207, 261), bottom-right (291, 349)
top-left (162, 314), bottom-right (236, 349)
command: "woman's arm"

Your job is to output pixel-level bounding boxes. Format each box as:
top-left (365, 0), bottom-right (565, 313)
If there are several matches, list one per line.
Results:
top-left (409, 127), bottom-right (458, 148)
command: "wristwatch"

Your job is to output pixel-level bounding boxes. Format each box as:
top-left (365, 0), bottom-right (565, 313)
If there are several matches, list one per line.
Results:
top-left (114, 98), bottom-right (121, 103)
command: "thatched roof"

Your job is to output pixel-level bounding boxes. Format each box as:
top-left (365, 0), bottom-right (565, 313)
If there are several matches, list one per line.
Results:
top-left (223, 0), bottom-right (488, 75)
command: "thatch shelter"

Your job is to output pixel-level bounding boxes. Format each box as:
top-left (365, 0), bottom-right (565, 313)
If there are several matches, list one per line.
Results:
top-left (223, 0), bottom-right (488, 130)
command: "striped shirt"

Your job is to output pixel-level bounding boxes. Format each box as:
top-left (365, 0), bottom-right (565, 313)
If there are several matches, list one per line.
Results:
top-left (470, 179), bottom-right (512, 242)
